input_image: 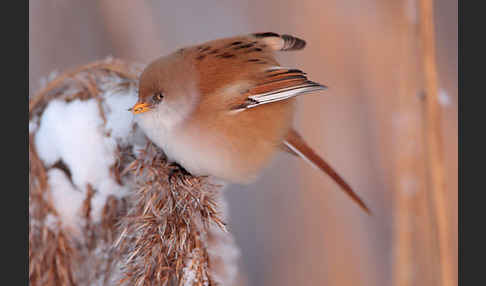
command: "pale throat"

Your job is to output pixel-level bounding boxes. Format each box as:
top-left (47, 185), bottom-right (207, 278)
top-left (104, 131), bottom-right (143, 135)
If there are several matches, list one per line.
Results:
top-left (134, 90), bottom-right (199, 156)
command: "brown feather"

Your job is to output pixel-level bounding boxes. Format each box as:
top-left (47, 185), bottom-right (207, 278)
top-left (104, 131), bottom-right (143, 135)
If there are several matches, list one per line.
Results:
top-left (164, 35), bottom-right (299, 183)
top-left (186, 33), bottom-right (311, 110)
top-left (248, 78), bottom-right (308, 95)
top-left (192, 35), bottom-right (278, 100)
top-left (283, 129), bottom-right (371, 214)
top-left (136, 32), bottom-right (362, 199)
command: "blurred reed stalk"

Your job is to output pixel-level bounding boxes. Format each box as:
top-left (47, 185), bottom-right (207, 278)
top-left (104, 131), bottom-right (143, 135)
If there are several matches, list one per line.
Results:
top-left (418, 0), bottom-right (456, 285)
top-left (393, 0), bottom-right (456, 285)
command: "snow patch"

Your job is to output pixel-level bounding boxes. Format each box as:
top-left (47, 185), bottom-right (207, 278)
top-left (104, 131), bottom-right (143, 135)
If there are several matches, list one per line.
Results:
top-left (29, 120), bottom-right (39, 134)
top-left (44, 213), bottom-right (60, 231)
top-left (47, 169), bottom-right (85, 235)
top-left (103, 87), bottom-right (138, 146)
top-left (35, 97), bottom-right (133, 226)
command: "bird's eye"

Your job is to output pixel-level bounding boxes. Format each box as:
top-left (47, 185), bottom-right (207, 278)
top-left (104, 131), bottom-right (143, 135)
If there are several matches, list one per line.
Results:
top-left (152, 92), bottom-right (164, 103)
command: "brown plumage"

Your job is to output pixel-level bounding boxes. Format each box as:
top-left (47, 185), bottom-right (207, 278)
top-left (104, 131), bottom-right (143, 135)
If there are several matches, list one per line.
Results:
top-left (132, 32), bottom-right (370, 214)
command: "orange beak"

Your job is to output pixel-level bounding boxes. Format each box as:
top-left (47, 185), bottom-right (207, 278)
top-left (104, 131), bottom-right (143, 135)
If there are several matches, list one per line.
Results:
top-left (130, 102), bottom-right (151, 114)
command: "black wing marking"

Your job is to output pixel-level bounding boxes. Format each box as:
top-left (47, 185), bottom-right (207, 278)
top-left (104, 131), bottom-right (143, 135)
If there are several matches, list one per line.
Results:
top-left (232, 67), bottom-right (327, 110)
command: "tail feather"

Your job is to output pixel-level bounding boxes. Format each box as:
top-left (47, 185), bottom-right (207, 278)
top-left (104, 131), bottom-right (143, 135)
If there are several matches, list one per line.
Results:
top-left (281, 34), bottom-right (306, 51)
top-left (252, 32), bottom-right (306, 51)
top-left (283, 129), bottom-right (371, 214)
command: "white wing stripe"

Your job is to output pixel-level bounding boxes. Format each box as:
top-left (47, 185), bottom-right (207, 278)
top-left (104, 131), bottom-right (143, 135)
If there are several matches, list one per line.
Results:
top-left (245, 84), bottom-right (326, 108)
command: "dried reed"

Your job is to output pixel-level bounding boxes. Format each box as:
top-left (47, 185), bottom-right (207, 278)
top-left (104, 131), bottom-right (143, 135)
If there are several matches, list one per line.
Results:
top-left (29, 58), bottom-right (236, 285)
top-left (29, 58), bottom-right (139, 286)
top-left (116, 143), bottom-right (227, 286)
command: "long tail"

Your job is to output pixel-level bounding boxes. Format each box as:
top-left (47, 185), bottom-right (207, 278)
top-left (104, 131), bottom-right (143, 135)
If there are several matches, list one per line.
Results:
top-left (283, 129), bottom-right (371, 214)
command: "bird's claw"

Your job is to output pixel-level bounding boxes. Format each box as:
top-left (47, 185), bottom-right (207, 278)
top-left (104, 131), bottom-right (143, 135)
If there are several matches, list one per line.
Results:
top-left (167, 162), bottom-right (191, 184)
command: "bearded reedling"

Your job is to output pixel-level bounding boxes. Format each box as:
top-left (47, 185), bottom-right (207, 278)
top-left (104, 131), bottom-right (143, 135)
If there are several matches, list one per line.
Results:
top-left (131, 32), bottom-right (370, 214)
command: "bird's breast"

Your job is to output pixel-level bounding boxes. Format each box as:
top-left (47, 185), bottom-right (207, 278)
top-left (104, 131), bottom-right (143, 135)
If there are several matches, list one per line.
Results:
top-left (172, 104), bottom-right (294, 183)
top-left (137, 99), bottom-right (295, 184)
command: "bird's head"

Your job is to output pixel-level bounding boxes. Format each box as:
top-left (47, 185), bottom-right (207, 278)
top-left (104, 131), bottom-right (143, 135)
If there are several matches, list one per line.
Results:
top-left (131, 53), bottom-right (199, 128)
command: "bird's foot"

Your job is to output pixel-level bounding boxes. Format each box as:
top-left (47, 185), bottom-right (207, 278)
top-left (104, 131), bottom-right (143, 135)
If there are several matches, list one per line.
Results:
top-left (167, 162), bottom-right (191, 184)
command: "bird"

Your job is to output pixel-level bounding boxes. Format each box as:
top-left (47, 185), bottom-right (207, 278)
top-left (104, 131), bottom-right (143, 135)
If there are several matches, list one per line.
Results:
top-left (131, 32), bottom-right (370, 214)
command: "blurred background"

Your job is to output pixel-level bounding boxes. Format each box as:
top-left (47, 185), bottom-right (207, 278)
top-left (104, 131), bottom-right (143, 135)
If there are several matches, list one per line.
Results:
top-left (29, 1), bottom-right (457, 285)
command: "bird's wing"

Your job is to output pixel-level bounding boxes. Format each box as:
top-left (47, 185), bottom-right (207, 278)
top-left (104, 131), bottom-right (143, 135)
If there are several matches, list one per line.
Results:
top-left (191, 32), bottom-right (327, 110)
top-left (234, 67), bottom-right (327, 110)
top-left (283, 128), bottom-right (371, 214)
top-left (232, 33), bottom-right (328, 110)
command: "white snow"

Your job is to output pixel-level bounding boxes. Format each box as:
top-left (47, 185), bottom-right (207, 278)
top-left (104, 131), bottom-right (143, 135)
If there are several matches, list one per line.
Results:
top-left (44, 213), bottom-right (60, 231)
top-left (35, 99), bottom-right (119, 192)
top-left (34, 84), bottom-right (139, 228)
top-left (182, 249), bottom-right (210, 286)
top-left (182, 264), bottom-right (197, 286)
top-left (29, 120), bottom-right (38, 134)
top-left (206, 228), bottom-right (239, 285)
top-left (103, 89), bottom-right (138, 145)
top-left (47, 169), bottom-right (85, 235)
top-left (205, 191), bottom-right (240, 286)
